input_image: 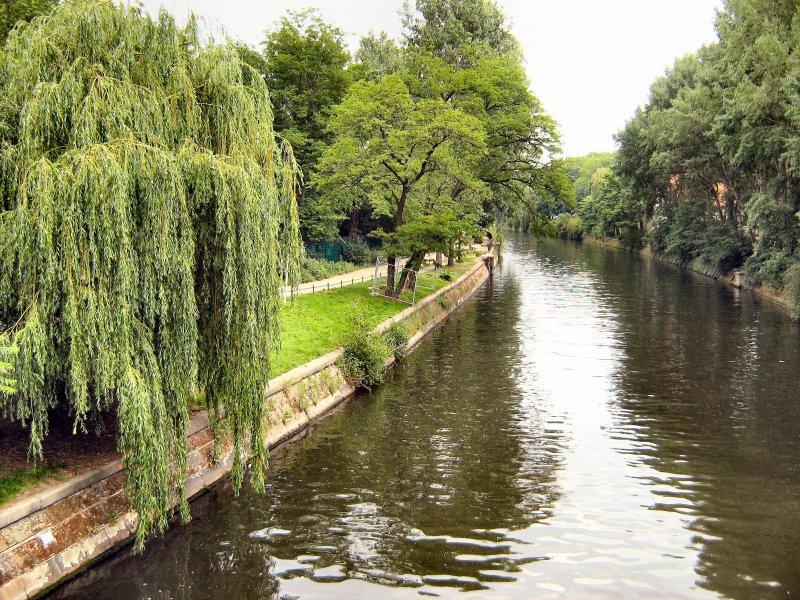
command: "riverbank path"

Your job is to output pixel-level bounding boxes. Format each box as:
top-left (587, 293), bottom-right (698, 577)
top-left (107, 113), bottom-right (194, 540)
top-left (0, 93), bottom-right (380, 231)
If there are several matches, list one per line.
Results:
top-left (284, 248), bottom-right (493, 296)
top-left (287, 263), bottom-right (388, 296)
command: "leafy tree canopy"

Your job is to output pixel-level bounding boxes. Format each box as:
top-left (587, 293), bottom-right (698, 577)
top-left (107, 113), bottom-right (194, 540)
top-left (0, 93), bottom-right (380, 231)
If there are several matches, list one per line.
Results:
top-left (555, 0), bottom-right (800, 314)
top-left (0, 0), bottom-right (302, 545)
top-left (402, 0), bottom-right (519, 62)
top-left (317, 73), bottom-right (487, 291)
top-left (263, 9), bottom-right (350, 177)
top-left (353, 31), bottom-right (403, 82)
top-left (324, 0), bottom-right (564, 267)
top-left (261, 9), bottom-right (352, 241)
top-left (563, 152), bottom-right (615, 203)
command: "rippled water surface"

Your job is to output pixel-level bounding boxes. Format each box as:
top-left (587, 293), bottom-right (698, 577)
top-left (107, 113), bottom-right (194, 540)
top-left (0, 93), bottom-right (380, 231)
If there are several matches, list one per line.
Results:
top-left (50, 234), bottom-right (800, 599)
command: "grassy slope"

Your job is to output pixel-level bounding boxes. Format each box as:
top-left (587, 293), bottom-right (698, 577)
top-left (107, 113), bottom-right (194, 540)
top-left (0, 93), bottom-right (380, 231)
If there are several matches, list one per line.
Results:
top-left (272, 261), bottom-right (473, 375)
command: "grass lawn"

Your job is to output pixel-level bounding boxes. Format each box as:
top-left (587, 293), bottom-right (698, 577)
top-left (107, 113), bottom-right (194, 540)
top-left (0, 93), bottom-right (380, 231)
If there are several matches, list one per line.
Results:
top-left (272, 261), bottom-right (474, 375)
top-left (0, 464), bottom-right (63, 505)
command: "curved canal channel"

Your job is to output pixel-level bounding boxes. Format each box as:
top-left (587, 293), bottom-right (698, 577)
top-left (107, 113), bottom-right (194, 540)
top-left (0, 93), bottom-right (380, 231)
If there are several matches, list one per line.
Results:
top-left (48, 233), bottom-right (800, 599)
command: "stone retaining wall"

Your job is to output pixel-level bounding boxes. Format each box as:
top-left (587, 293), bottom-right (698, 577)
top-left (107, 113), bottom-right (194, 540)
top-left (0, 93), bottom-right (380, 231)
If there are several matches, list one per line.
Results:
top-left (0, 255), bottom-right (495, 600)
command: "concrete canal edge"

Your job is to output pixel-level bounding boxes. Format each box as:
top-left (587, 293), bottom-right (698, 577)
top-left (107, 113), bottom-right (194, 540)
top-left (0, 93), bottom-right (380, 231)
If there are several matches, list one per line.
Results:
top-left (582, 235), bottom-right (792, 313)
top-left (0, 254), bottom-right (497, 600)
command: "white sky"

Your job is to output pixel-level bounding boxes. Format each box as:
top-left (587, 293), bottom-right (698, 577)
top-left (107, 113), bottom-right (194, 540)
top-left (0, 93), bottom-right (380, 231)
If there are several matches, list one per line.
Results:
top-left (138, 0), bottom-right (723, 157)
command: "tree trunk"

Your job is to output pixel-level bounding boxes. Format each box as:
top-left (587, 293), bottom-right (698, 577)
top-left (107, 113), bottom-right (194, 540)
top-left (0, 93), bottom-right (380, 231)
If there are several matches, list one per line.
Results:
top-left (347, 209), bottom-right (360, 240)
top-left (383, 184), bottom-right (409, 297)
top-left (392, 250), bottom-right (425, 298)
top-left (386, 255), bottom-right (396, 295)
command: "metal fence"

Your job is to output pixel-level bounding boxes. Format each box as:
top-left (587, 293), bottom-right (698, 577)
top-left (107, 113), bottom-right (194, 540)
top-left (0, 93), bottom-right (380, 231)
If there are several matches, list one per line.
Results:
top-left (284, 269), bottom-right (386, 297)
top-left (304, 238), bottom-right (383, 263)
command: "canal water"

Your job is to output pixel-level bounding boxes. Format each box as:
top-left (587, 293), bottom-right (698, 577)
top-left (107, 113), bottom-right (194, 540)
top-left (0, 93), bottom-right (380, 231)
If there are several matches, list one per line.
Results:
top-left (50, 233), bottom-right (800, 599)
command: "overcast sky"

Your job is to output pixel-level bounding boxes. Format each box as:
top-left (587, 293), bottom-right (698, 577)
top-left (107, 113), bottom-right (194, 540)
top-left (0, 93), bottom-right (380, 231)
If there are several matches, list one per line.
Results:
top-left (138, 0), bottom-right (723, 157)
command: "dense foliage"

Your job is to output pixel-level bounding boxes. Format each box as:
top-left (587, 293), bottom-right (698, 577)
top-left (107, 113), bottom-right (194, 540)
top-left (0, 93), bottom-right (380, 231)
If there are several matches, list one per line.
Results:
top-left (0, 0), bottom-right (57, 41)
top-left (0, 0), bottom-right (302, 545)
top-left (0, 0), bottom-right (567, 548)
top-left (384, 322), bottom-right (410, 361)
top-left (563, 152), bottom-right (615, 204)
top-left (261, 10), bottom-right (351, 240)
top-left (299, 257), bottom-right (364, 284)
top-left (317, 0), bottom-right (564, 296)
top-left (554, 0), bottom-right (800, 316)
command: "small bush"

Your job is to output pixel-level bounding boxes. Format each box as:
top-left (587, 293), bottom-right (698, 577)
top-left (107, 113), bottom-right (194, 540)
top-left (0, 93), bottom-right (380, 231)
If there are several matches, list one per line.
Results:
top-left (644, 215), bottom-right (670, 254)
top-left (784, 262), bottom-right (800, 320)
top-left (551, 213), bottom-right (585, 240)
top-left (341, 240), bottom-right (372, 265)
top-left (745, 250), bottom-right (794, 287)
top-left (338, 314), bottom-right (391, 390)
top-left (384, 322), bottom-right (410, 360)
top-left (299, 257), bottom-right (359, 283)
top-left (695, 222), bottom-right (750, 276)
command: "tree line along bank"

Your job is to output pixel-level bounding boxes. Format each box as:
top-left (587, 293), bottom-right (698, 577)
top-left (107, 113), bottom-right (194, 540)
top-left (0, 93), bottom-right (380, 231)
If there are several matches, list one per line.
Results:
top-left (545, 0), bottom-right (800, 319)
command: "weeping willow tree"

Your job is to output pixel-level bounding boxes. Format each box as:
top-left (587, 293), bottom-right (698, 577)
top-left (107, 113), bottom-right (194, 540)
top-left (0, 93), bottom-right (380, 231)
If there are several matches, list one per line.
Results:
top-left (0, 0), bottom-right (302, 547)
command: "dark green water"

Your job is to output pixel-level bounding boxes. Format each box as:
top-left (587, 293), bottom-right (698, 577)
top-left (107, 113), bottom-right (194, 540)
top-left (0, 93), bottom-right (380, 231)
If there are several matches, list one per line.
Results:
top-left (50, 234), bottom-right (800, 599)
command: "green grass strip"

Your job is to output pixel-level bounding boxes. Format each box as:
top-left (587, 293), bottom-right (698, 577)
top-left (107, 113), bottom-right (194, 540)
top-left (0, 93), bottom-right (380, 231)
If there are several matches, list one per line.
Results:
top-left (273, 262), bottom-right (473, 375)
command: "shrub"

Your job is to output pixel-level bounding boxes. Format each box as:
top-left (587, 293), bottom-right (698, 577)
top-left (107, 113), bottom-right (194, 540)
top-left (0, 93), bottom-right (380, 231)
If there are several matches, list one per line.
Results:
top-left (647, 203), bottom-right (749, 275)
top-left (384, 322), bottom-right (410, 360)
top-left (661, 202), bottom-right (704, 263)
top-left (745, 249), bottom-right (794, 287)
top-left (695, 222), bottom-right (750, 276)
top-left (784, 262), bottom-right (800, 320)
top-left (551, 213), bottom-right (585, 240)
top-left (341, 239), bottom-right (372, 265)
top-left (338, 314), bottom-right (391, 389)
top-left (644, 215), bottom-right (670, 254)
top-left (299, 257), bottom-right (359, 283)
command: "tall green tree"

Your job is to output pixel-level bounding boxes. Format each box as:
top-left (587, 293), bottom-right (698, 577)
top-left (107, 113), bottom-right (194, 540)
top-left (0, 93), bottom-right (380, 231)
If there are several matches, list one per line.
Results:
top-left (579, 168), bottom-right (641, 243)
top-left (316, 74), bottom-right (487, 295)
top-left (402, 0), bottom-right (519, 63)
top-left (325, 0), bottom-right (565, 273)
top-left (262, 9), bottom-right (351, 240)
top-left (353, 32), bottom-right (403, 82)
top-left (0, 0), bottom-right (302, 546)
top-left (609, 0), bottom-right (800, 292)
top-left (714, 0), bottom-right (800, 272)
top-left (563, 152), bottom-right (615, 203)
top-left (402, 1), bottom-right (566, 222)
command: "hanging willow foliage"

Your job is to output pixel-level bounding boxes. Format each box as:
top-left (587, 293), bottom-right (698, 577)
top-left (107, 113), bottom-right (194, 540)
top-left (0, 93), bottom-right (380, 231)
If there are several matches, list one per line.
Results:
top-left (0, 0), bottom-right (302, 547)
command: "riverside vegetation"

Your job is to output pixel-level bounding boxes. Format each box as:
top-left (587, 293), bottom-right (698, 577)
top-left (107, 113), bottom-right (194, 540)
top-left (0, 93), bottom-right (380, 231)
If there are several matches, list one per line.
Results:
top-left (0, 260), bottom-right (471, 509)
top-left (544, 1), bottom-right (800, 318)
top-left (0, 0), bottom-right (549, 551)
top-left (0, 0), bottom-right (305, 547)
top-left (273, 262), bottom-right (472, 376)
